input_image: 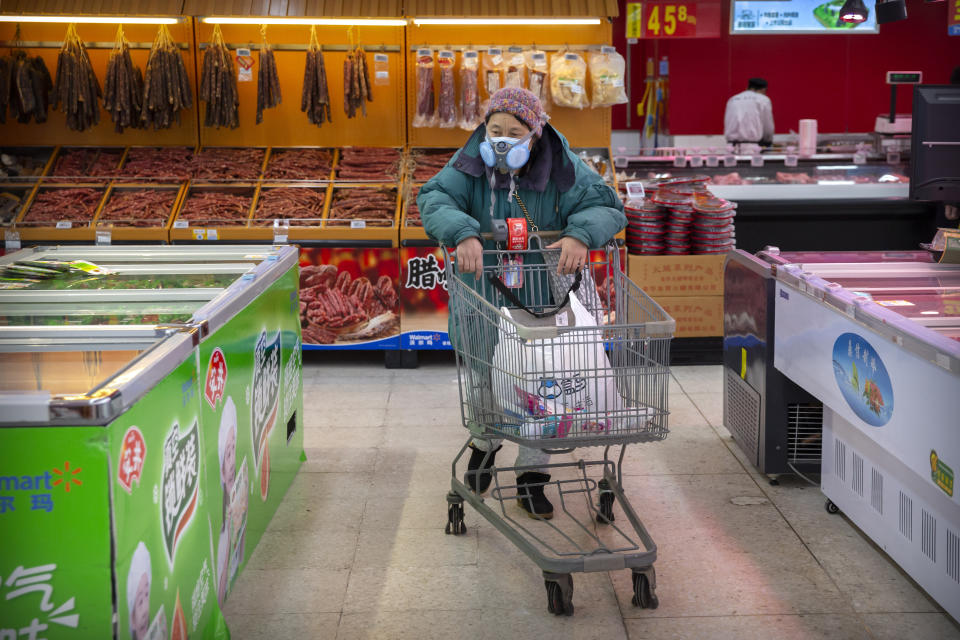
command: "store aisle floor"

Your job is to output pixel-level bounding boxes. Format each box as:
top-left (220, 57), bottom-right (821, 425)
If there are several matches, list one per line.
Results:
top-left (223, 355), bottom-right (960, 640)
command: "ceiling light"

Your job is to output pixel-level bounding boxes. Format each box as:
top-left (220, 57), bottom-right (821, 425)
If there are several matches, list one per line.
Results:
top-left (0, 16), bottom-right (179, 24)
top-left (876, 0), bottom-right (908, 24)
top-left (839, 0), bottom-right (869, 23)
top-left (412, 18), bottom-right (603, 26)
top-left (202, 17), bottom-right (408, 26)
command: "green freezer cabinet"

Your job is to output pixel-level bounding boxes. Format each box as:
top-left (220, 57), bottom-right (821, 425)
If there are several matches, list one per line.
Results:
top-left (0, 245), bottom-right (304, 639)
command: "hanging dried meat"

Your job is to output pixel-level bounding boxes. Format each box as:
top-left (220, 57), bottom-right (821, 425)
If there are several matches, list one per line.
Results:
top-left (199, 25), bottom-right (239, 129)
top-left (458, 50), bottom-right (481, 131)
top-left (52, 24), bottom-right (101, 132)
top-left (301, 27), bottom-right (332, 127)
top-left (436, 50), bottom-right (457, 128)
top-left (1, 42), bottom-right (53, 125)
top-left (256, 28), bottom-right (281, 124)
top-left (343, 46), bottom-right (372, 119)
top-left (103, 26), bottom-right (144, 133)
top-left (412, 49), bottom-right (435, 128)
top-left (140, 24), bottom-right (192, 130)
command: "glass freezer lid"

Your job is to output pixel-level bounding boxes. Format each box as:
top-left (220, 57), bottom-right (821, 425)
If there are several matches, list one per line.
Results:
top-left (7, 271), bottom-right (243, 291)
top-left (0, 327), bottom-right (197, 426)
top-left (790, 263), bottom-right (960, 296)
top-left (0, 299), bottom-right (204, 327)
top-left (1, 245), bottom-right (285, 267)
top-left (871, 293), bottom-right (960, 341)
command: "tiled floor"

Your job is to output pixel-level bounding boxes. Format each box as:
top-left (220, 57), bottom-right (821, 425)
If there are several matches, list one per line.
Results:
top-left (224, 355), bottom-right (960, 639)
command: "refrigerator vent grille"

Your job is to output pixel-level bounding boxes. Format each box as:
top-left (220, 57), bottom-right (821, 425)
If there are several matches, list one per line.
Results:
top-left (787, 402), bottom-right (822, 464)
top-left (948, 529), bottom-right (960, 585)
top-left (871, 467), bottom-right (884, 515)
top-left (898, 491), bottom-right (913, 542)
top-left (724, 370), bottom-right (761, 465)
top-left (852, 452), bottom-right (864, 498)
top-left (922, 509), bottom-right (937, 563)
top-left (835, 439), bottom-right (847, 483)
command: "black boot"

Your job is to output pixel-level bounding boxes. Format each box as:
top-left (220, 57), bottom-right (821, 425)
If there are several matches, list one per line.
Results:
top-left (516, 472), bottom-right (554, 520)
top-left (465, 444), bottom-right (500, 494)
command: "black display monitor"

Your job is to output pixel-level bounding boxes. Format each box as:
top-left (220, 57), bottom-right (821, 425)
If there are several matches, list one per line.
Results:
top-left (910, 85), bottom-right (960, 202)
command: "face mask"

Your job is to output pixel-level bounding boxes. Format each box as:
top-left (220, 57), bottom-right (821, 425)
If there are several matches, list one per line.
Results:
top-left (479, 128), bottom-right (535, 173)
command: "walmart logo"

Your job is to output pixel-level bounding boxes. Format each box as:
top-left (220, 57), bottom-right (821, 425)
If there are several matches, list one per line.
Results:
top-left (0, 461), bottom-right (82, 514)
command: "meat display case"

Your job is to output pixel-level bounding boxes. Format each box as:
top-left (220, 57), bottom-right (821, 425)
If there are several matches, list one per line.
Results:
top-left (769, 257), bottom-right (960, 621)
top-left (617, 154), bottom-right (937, 253)
top-left (0, 245), bottom-right (304, 639)
top-left (723, 248), bottom-right (932, 481)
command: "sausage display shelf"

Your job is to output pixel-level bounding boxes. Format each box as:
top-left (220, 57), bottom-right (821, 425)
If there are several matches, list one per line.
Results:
top-left (8, 182), bottom-right (109, 244)
top-left (0, 244), bottom-right (304, 639)
top-left (46, 145), bottom-right (127, 182)
top-left (768, 257), bottom-right (960, 621)
top-left (95, 183), bottom-right (186, 243)
top-left (169, 183), bottom-right (261, 242)
top-left (615, 154), bottom-right (935, 253)
top-left (0, 146), bottom-right (57, 181)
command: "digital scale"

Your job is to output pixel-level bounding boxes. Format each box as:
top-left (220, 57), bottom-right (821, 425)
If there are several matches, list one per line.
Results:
top-left (874, 71), bottom-right (922, 135)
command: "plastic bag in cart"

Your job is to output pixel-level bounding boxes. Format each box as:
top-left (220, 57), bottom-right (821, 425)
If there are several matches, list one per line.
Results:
top-left (490, 292), bottom-right (652, 441)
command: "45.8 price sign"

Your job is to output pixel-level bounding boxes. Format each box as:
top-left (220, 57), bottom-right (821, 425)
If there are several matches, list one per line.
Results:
top-left (628, 1), bottom-right (721, 39)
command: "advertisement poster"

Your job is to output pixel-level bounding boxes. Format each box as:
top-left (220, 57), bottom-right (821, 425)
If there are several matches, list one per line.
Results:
top-left (299, 247), bottom-right (400, 350)
top-left (111, 356), bottom-right (227, 640)
top-left (399, 247), bottom-right (452, 350)
top-left (731, 0), bottom-right (879, 32)
top-left (197, 267), bottom-right (304, 613)
top-left (1, 427), bottom-right (113, 638)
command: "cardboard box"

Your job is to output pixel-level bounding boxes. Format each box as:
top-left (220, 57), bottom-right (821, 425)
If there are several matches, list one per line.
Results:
top-left (652, 295), bottom-right (723, 338)
top-left (628, 254), bottom-right (727, 297)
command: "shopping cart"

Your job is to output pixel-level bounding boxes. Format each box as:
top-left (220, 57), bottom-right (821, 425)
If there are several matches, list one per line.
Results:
top-left (442, 231), bottom-right (675, 616)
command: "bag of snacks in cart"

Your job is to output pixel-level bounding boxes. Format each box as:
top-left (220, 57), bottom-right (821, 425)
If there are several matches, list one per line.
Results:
top-left (412, 48), bottom-right (436, 128)
top-left (588, 47), bottom-right (628, 107)
top-left (525, 49), bottom-right (551, 111)
top-left (550, 51), bottom-right (589, 109)
top-left (490, 287), bottom-right (651, 441)
top-left (459, 50), bottom-right (482, 130)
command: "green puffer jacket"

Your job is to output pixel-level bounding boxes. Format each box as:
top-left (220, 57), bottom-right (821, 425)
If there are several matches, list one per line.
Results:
top-left (418, 123), bottom-right (626, 250)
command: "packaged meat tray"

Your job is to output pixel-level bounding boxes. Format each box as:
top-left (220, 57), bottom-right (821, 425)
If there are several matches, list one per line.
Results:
top-left (0, 147), bottom-right (55, 180)
top-left (95, 185), bottom-right (184, 242)
top-left (170, 185), bottom-right (258, 242)
top-left (335, 147), bottom-right (402, 182)
top-left (48, 147), bottom-right (124, 181)
top-left (190, 147), bottom-right (266, 182)
top-left (263, 148), bottom-right (334, 181)
top-left (14, 184), bottom-right (107, 242)
top-left (325, 185), bottom-right (399, 244)
top-left (116, 147), bottom-right (195, 182)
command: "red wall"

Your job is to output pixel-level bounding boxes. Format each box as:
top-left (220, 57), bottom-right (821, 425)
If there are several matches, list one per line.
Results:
top-left (611, 0), bottom-right (960, 134)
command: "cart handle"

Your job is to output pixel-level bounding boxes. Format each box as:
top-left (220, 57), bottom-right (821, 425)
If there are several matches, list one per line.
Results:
top-left (487, 269), bottom-right (583, 319)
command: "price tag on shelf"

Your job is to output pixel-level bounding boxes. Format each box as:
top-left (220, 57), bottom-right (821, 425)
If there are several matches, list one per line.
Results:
top-left (601, 46), bottom-right (617, 54)
top-left (350, 220), bottom-right (366, 229)
top-left (673, 155), bottom-right (686, 168)
top-left (193, 229), bottom-right (206, 240)
top-left (750, 155), bottom-right (764, 168)
top-left (886, 151), bottom-right (901, 165)
top-left (853, 151), bottom-right (867, 165)
top-left (95, 230), bottom-right (111, 246)
top-left (55, 221), bottom-right (72, 229)
top-left (785, 154), bottom-right (799, 167)
top-left (689, 156), bottom-right (704, 168)
top-left (723, 154), bottom-right (737, 167)
top-left (207, 229), bottom-right (219, 241)
top-left (4, 231), bottom-right (20, 250)
top-left (706, 155), bottom-right (719, 168)
top-left (374, 53), bottom-right (388, 63)
top-left (173, 220), bottom-right (189, 229)
top-left (625, 181), bottom-right (646, 200)
top-left (273, 219), bottom-right (289, 244)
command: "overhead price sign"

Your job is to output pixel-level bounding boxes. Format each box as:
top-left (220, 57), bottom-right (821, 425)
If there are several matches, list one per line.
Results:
top-left (639, 1), bottom-right (721, 39)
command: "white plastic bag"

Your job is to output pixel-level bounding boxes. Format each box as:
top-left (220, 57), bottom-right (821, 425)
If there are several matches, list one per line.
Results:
top-left (491, 292), bottom-right (635, 440)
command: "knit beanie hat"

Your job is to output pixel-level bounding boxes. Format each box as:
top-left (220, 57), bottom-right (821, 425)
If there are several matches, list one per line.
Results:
top-left (484, 87), bottom-right (544, 137)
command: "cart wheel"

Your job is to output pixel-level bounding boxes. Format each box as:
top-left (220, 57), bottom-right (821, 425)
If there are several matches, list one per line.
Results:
top-left (597, 478), bottom-right (616, 524)
top-left (825, 499), bottom-right (840, 515)
top-left (543, 573), bottom-right (574, 616)
top-left (445, 492), bottom-right (467, 535)
top-left (631, 570), bottom-right (658, 609)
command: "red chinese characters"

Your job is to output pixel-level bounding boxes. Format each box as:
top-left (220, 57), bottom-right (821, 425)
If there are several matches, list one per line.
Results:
top-left (118, 426), bottom-right (147, 493)
top-left (204, 348), bottom-right (228, 410)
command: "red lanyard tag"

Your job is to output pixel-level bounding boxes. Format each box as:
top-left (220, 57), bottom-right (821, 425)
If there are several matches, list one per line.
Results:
top-left (506, 218), bottom-right (527, 251)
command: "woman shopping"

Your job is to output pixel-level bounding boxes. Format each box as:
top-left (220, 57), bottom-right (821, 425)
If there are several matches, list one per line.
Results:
top-left (418, 87), bottom-right (626, 519)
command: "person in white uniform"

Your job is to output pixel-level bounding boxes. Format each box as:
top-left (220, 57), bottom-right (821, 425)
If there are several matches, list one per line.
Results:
top-left (724, 78), bottom-right (774, 148)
